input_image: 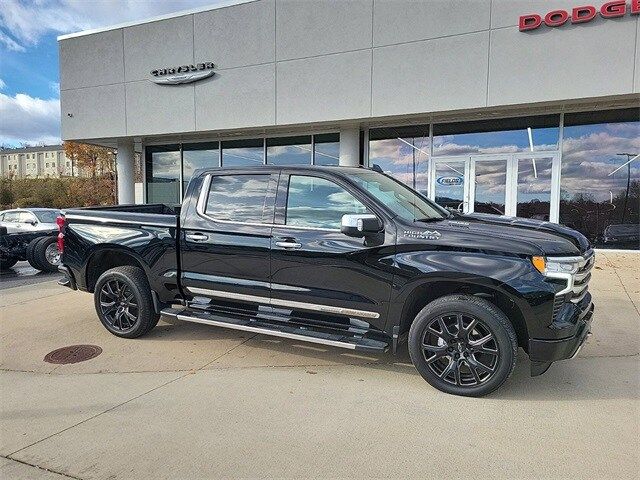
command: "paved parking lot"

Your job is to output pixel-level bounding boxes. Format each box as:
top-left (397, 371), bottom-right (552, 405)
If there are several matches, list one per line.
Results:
top-left (0, 252), bottom-right (638, 479)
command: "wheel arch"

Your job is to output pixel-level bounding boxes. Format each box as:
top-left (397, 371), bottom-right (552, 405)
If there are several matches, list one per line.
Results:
top-left (396, 278), bottom-right (530, 349)
top-left (84, 246), bottom-right (148, 293)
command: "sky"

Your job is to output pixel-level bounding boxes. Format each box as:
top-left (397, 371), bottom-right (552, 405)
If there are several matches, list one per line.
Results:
top-left (0, 0), bottom-right (221, 147)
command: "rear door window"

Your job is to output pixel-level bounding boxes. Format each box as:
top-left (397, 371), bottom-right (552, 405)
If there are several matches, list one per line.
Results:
top-left (204, 174), bottom-right (272, 224)
top-left (3, 212), bottom-right (21, 222)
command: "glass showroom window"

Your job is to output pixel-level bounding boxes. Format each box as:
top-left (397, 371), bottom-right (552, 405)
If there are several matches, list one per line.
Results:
top-left (266, 136), bottom-right (312, 165)
top-left (146, 145), bottom-right (181, 204)
top-left (313, 133), bottom-right (340, 166)
top-left (517, 157), bottom-right (553, 221)
top-left (432, 115), bottom-right (560, 156)
top-left (221, 139), bottom-right (264, 167)
top-left (368, 125), bottom-right (430, 195)
top-left (183, 142), bottom-right (219, 193)
top-left (560, 109), bottom-right (639, 249)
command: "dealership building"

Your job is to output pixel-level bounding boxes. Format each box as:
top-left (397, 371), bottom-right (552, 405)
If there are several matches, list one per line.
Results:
top-left (58, 0), bottom-right (639, 249)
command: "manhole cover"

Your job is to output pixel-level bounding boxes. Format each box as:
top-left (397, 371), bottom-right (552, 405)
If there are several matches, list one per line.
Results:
top-left (44, 345), bottom-right (102, 364)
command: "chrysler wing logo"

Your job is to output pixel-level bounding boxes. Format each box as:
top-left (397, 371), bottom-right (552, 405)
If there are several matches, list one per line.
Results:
top-left (150, 62), bottom-right (215, 85)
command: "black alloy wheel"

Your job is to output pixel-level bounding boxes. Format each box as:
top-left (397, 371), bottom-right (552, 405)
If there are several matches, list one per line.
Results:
top-left (408, 294), bottom-right (517, 397)
top-left (421, 313), bottom-right (499, 386)
top-left (99, 279), bottom-right (140, 333)
top-left (93, 266), bottom-right (160, 338)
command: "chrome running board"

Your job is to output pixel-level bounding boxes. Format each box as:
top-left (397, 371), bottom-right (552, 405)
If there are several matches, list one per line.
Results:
top-left (160, 307), bottom-right (388, 353)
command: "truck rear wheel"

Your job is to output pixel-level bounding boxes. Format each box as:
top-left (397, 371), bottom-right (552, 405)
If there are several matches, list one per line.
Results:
top-left (93, 266), bottom-right (160, 338)
top-left (26, 237), bottom-right (45, 270)
top-left (408, 294), bottom-right (517, 397)
top-left (29, 236), bottom-right (60, 273)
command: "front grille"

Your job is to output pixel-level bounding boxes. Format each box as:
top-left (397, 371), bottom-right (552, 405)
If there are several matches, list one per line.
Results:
top-left (570, 250), bottom-right (595, 303)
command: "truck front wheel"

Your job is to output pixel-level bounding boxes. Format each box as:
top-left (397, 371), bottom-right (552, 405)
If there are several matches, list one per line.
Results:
top-left (408, 294), bottom-right (517, 397)
top-left (93, 266), bottom-right (160, 338)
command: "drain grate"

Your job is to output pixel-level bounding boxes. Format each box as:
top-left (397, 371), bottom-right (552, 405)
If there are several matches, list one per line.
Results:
top-left (44, 345), bottom-right (102, 364)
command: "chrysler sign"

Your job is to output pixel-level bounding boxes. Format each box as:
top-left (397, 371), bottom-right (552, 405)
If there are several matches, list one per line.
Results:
top-left (150, 62), bottom-right (215, 85)
top-left (520, 0), bottom-right (639, 31)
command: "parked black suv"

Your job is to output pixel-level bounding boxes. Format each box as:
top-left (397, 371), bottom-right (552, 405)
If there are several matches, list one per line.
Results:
top-left (58, 166), bottom-right (594, 396)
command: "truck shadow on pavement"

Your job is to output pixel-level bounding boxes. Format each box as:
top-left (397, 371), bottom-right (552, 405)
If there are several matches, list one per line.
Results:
top-left (148, 317), bottom-right (637, 402)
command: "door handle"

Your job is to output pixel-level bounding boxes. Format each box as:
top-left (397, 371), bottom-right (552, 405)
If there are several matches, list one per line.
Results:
top-left (275, 241), bottom-right (301, 249)
top-left (186, 232), bottom-right (209, 242)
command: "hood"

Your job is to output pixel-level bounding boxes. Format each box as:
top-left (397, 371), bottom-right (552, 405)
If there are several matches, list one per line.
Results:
top-left (399, 213), bottom-right (591, 257)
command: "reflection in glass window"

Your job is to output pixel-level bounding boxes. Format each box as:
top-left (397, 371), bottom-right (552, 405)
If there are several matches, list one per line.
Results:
top-left (266, 136), bottom-right (312, 165)
top-left (286, 175), bottom-right (367, 229)
top-left (369, 126), bottom-right (430, 195)
top-left (183, 142), bottom-right (219, 193)
top-left (349, 171), bottom-right (445, 222)
top-left (221, 139), bottom-right (264, 167)
top-left (313, 133), bottom-right (340, 166)
top-left (517, 157), bottom-right (553, 221)
top-left (434, 161), bottom-right (465, 211)
top-left (474, 161), bottom-right (507, 215)
top-left (433, 115), bottom-right (559, 156)
top-left (560, 109), bottom-right (639, 249)
top-left (205, 175), bottom-right (271, 223)
top-left (146, 145), bottom-right (180, 204)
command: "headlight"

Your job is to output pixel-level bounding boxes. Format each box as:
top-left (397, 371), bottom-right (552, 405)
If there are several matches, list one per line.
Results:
top-left (531, 256), bottom-right (581, 275)
top-left (531, 256), bottom-right (583, 296)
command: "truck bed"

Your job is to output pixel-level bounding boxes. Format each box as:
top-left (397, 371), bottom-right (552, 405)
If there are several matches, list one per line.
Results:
top-left (63, 204), bottom-right (177, 228)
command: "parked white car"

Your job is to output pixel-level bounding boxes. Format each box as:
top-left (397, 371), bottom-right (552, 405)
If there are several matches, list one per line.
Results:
top-left (0, 208), bottom-right (61, 272)
top-left (0, 208), bottom-right (59, 234)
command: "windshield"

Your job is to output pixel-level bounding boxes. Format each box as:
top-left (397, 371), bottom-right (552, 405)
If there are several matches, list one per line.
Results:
top-left (33, 210), bottom-right (59, 223)
top-left (349, 171), bottom-right (448, 222)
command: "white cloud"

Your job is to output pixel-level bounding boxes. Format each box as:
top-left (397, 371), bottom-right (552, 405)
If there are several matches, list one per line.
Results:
top-left (0, 92), bottom-right (61, 145)
top-left (0, 0), bottom-right (221, 49)
top-left (0, 78), bottom-right (5, 90)
top-left (0, 31), bottom-right (25, 52)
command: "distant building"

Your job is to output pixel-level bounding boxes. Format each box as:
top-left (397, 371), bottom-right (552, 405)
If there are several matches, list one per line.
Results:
top-left (0, 145), bottom-right (79, 179)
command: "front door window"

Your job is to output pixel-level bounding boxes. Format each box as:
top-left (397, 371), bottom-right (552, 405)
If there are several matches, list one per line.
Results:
top-left (286, 175), bottom-right (368, 229)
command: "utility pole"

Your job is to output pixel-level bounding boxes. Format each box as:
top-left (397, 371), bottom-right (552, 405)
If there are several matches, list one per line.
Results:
top-left (615, 153), bottom-right (638, 225)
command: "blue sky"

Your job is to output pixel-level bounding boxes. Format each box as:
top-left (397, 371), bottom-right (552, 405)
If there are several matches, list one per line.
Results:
top-left (0, 0), bottom-right (221, 147)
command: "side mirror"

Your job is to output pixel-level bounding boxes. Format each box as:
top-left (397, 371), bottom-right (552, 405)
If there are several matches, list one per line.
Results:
top-left (341, 214), bottom-right (382, 238)
top-left (24, 219), bottom-right (37, 226)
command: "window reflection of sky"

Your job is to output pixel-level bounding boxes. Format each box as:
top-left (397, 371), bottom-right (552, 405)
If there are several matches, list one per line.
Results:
top-left (287, 176), bottom-right (367, 229)
top-left (433, 127), bottom-right (559, 155)
top-left (222, 146), bottom-right (264, 167)
top-left (267, 142), bottom-right (312, 166)
top-left (314, 134), bottom-right (340, 166)
top-left (560, 120), bottom-right (639, 246)
top-left (205, 175), bottom-right (270, 223)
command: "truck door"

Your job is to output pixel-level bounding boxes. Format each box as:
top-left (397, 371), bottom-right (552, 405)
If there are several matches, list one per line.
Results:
top-left (269, 172), bottom-right (394, 332)
top-left (180, 171), bottom-right (278, 315)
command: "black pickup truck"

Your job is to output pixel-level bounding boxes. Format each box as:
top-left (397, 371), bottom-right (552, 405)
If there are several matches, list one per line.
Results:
top-left (58, 166), bottom-right (594, 396)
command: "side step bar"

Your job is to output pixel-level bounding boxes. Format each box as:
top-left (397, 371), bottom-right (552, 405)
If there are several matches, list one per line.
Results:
top-left (161, 307), bottom-right (388, 353)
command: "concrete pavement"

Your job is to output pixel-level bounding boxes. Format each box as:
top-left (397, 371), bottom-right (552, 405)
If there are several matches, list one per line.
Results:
top-left (0, 251), bottom-right (638, 479)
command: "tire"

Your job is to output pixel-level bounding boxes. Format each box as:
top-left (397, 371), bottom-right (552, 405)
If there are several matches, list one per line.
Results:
top-left (408, 294), bottom-right (517, 397)
top-left (30, 236), bottom-right (60, 273)
top-left (93, 266), bottom-right (160, 338)
top-left (26, 237), bottom-right (46, 270)
top-left (0, 256), bottom-right (18, 270)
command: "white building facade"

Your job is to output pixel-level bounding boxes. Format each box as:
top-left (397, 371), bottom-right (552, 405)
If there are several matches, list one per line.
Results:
top-left (58, 0), bottom-right (639, 249)
top-left (0, 146), bottom-right (76, 179)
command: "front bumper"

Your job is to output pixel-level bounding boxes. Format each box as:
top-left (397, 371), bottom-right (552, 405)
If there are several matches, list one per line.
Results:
top-left (528, 301), bottom-right (594, 376)
top-left (58, 265), bottom-right (77, 290)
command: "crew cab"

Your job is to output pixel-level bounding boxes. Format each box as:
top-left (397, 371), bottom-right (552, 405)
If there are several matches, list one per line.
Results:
top-left (57, 166), bottom-right (595, 396)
